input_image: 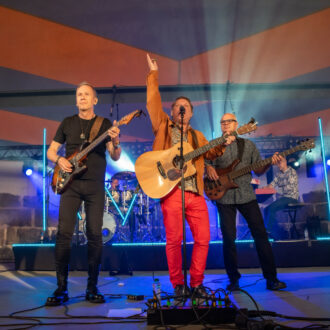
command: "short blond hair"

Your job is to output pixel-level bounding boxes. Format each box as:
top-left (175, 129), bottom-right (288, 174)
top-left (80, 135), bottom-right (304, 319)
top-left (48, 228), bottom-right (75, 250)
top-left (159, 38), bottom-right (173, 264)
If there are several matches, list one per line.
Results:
top-left (76, 81), bottom-right (97, 97)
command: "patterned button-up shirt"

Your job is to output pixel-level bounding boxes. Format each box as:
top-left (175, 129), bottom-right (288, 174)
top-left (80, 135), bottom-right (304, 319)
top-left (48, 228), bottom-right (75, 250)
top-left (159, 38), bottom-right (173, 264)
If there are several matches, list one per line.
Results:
top-left (208, 138), bottom-right (262, 205)
top-left (270, 166), bottom-right (299, 200)
top-left (172, 126), bottom-right (198, 193)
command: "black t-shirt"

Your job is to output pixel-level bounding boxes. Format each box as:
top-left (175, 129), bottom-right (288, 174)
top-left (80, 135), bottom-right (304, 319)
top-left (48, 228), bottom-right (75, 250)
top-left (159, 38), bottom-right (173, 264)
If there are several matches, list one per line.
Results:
top-left (53, 114), bottom-right (112, 181)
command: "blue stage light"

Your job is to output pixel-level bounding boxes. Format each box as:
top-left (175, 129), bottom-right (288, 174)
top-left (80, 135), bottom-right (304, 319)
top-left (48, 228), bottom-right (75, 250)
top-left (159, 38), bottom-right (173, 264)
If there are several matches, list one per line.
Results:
top-left (102, 228), bottom-right (110, 237)
top-left (327, 159), bottom-right (330, 167)
top-left (25, 167), bottom-right (33, 176)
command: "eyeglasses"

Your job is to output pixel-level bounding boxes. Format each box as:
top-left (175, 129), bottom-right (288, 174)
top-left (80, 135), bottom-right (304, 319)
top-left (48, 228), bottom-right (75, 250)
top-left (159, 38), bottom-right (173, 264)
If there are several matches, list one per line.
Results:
top-left (220, 119), bottom-right (237, 125)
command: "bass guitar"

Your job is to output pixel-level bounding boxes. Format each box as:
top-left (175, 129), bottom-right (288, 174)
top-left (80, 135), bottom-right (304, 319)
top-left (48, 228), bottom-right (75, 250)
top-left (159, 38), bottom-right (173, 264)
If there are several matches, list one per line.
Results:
top-left (135, 118), bottom-right (257, 199)
top-left (52, 109), bottom-right (143, 194)
top-left (204, 138), bottom-right (315, 200)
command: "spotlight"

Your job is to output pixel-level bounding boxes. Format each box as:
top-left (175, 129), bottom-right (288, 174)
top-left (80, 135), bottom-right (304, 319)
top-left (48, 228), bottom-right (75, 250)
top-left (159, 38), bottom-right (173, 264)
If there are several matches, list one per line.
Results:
top-left (22, 162), bottom-right (34, 176)
top-left (25, 168), bottom-right (33, 176)
top-left (327, 159), bottom-right (330, 167)
top-left (287, 155), bottom-right (300, 169)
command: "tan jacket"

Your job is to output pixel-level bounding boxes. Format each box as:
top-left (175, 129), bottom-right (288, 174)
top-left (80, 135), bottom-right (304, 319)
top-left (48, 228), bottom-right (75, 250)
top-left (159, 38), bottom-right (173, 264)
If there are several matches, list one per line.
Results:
top-left (146, 70), bottom-right (225, 196)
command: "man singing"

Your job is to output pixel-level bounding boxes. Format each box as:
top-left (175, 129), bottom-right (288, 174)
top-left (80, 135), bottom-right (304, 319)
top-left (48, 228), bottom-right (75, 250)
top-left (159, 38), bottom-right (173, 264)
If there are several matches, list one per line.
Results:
top-left (146, 54), bottom-right (231, 300)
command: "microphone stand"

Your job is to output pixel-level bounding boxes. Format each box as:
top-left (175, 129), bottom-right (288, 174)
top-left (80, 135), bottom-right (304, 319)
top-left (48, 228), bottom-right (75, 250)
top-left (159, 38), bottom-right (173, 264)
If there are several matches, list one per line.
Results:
top-left (179, 106), bottom-right (188, 296)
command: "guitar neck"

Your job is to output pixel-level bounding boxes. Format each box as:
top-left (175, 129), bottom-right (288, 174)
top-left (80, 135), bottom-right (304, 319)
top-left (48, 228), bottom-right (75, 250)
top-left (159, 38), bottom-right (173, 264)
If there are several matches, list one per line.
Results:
top-left (183, 132), bottom-right (238, 162)
top-left (75, 130), bottom-right (110, 161)
top-left (229, 145), bottom-right (303, 179)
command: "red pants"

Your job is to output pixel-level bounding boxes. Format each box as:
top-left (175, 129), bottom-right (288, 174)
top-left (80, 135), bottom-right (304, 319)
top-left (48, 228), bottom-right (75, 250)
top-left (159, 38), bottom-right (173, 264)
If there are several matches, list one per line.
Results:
top-left (161, 187), bottom-right (210, 288)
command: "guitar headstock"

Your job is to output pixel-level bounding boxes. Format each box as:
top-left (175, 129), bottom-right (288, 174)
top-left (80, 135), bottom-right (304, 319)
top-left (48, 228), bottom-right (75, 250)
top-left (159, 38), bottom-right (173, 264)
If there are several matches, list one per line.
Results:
top-left (236, 118), bottom-right (258, 136)
top-left (118, 109), bottom-right (144, 126)
top-left (298, 138), bottom-right (315, 151)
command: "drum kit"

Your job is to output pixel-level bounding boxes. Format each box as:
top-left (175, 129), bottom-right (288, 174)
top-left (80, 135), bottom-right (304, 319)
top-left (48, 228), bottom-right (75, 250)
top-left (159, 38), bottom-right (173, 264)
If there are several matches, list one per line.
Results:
top-left (76, 171), bottom-right (165, 245)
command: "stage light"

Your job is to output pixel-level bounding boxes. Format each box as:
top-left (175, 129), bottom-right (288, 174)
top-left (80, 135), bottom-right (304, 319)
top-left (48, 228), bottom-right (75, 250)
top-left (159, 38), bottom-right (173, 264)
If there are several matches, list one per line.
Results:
top-left (102, 228), bottom-right (110, 237)
top-left (287, 155), bottom-right (300, 169)
top-left (25, 168), bottom-right (33, 176)
top-left (22, 162), bottom-right (34, 176)
top-left (327, 159), bottom-right (330, 167)
top-left (107, 150), bottom-right (134, 172)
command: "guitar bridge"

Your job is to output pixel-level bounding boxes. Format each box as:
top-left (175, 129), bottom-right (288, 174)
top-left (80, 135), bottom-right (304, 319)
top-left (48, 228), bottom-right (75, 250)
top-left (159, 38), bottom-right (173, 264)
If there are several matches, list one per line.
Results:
top-left (157, 161), bottom-right (167, 179)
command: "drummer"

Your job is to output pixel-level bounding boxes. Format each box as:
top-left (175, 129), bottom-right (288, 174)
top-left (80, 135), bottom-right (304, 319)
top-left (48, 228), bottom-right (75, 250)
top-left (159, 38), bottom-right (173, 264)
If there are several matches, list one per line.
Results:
top-left (110, 174), bottom-right (136, 242)
top-left (108, 178), bottom-right (121, 205)
top-left (110, 178), bottom-right (120, 191)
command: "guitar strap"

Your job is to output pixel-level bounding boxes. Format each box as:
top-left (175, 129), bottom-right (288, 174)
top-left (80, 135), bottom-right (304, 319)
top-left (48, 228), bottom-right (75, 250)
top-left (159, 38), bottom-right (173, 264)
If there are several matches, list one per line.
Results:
top-left (88, 116), bottom-right (104, 143)
top-left (237, 137), bottom-right (245, 162)
top-left (190, 128), bottom-right (199, 150)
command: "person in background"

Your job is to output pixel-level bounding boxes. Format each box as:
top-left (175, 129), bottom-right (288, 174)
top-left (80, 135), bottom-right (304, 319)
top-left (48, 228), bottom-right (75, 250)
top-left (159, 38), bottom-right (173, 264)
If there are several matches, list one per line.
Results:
top-left (263, 155), bottom-right (299, 237)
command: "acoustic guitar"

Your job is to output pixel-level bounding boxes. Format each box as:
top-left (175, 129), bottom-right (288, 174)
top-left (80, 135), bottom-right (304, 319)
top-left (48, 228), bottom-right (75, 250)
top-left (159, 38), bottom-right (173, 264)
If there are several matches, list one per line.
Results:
top-left (135, 118), bottom-right (258, 199)
top-left (204, 138), bottom-right (315, 200)
top-left (51, 109), bottom-right (143, 194)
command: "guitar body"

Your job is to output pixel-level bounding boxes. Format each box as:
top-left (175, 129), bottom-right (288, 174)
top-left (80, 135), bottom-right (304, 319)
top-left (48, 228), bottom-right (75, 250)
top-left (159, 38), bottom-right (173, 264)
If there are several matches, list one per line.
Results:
top-left (51, 149), bottom-right (88, 194)
top-left (204, 159), bottom-right (240, 200)
top-left (135, 141), bottom-right (196, 199)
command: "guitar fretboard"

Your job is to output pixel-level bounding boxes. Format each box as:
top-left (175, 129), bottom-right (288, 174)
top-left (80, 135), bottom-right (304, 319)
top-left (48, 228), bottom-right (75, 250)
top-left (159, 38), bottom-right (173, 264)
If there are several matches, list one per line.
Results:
top-left (229, 144), bottom-right (305, 179)
top-left (183, 132), bottom-right (238, 162)
top-left (75, 130), bottom-right (110, 161)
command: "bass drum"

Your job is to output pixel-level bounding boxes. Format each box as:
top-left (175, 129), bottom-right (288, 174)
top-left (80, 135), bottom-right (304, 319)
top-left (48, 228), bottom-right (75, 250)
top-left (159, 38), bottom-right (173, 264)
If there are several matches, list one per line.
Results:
top-left (83, 211), bottom-right (117, 244)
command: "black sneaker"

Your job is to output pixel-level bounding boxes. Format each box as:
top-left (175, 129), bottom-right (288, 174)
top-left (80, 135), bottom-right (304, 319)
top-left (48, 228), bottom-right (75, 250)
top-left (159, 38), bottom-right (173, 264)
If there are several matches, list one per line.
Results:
top-left (174, 285), bottom-right (190, 306)
top-left (85, 287), bottom-right (105, 303)
top-left (191, 284), bottom-right (212, 300)
top-left (266, 279), bottom-right (287, 291)
top-left (46, 287), bottom-right (69, 306)
top-left (226, 280), bottom-right (240, 292)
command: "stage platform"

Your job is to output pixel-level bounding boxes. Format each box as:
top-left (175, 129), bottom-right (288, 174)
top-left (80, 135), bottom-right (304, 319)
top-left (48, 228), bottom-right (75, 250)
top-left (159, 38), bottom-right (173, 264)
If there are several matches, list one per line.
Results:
top-left (0, 267), bottom-right (329, 329)
top-left (13, 239), bottom-right (330, 271)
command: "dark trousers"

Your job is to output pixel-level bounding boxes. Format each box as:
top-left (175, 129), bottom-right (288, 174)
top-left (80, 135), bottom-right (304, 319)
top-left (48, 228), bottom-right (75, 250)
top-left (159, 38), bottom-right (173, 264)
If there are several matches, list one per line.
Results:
top-left (217, 200), bottom-right (277, 282)
top-left (264, 197), bottom-right (298, 232)
top-left (56, 179), bottom-right (104, 268)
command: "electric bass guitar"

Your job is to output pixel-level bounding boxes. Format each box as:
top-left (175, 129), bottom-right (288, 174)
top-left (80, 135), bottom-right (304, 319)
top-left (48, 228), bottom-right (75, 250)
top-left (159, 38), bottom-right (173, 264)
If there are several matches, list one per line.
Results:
top-left (51, 109), bottom-right (143, 194)
top-left (135, 118), bottom-right (258, 199)
top-left (204, 138), bottom-right (315, 200)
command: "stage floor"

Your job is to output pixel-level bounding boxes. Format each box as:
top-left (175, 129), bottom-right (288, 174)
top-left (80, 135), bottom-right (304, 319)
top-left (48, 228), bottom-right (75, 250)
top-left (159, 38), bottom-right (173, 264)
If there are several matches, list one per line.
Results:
top-left (0, 266), bottom-right (329, 329)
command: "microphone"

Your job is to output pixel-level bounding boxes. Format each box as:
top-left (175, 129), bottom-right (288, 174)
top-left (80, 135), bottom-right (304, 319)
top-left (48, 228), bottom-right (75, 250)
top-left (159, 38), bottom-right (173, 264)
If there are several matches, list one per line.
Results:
top-left (179, 105), bottom-right (185, 115)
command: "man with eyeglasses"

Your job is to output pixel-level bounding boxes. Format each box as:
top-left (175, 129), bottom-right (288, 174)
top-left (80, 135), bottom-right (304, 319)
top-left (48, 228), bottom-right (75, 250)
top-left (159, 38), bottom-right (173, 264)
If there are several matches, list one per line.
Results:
top-left (206, 113), bottom-right (287, 291)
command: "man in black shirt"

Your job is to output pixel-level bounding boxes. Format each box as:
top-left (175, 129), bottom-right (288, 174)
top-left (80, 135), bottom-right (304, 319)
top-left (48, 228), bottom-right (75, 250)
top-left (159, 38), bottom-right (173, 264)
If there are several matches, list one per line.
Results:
top-left (46, 82), bottom-right (121, 305)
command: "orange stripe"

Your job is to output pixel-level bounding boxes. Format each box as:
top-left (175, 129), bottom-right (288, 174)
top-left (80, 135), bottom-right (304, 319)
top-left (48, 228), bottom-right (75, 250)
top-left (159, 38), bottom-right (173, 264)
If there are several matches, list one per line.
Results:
top-left (0, 109), bottom-right (150, 144)
top-left (0, 110), bottom-right (60, 144)
top-left (252, 108), bottom-right (330, 137)
top-left (181, 8), bottom-right (330, 84)
top-left (0, 6), bottom-right (178, 86)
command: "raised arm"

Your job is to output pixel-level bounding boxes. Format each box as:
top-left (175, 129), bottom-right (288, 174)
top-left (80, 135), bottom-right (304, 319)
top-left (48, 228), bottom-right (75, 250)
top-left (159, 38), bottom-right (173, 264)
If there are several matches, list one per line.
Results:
top-left (146, 53), bottom-right (168, 134)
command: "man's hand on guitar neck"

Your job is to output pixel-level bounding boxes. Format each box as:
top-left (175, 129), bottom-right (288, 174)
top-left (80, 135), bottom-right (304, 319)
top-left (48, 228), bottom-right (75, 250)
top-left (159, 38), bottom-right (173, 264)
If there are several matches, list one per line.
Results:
top-left (271, 152), bottom-right (283, 165)
top-left (224, 134), bottom-right (236, 146)
top-left (107, 120), bottom-right (120, 145)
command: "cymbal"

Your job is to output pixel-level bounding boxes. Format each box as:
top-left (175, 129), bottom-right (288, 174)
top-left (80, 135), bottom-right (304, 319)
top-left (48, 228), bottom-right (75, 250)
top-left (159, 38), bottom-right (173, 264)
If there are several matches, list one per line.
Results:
top-left (112, 171), bottom-right (136, 181)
